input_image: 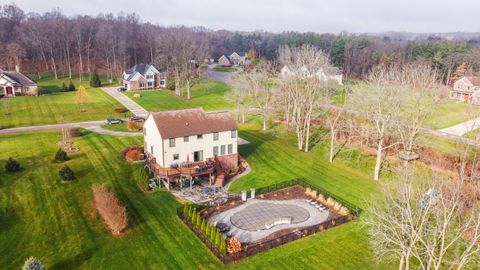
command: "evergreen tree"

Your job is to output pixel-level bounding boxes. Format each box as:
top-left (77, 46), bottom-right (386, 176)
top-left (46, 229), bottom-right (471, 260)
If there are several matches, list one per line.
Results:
top-left (214, 229), bottom-right (221, 249)
top-left (54, 148), bottom-right (70, 162)
top-left (22, 257), bottom-right (45, 270)
top-left (219, 236), bottom-right (227, 255)
top-left (209, 225), bottom-right (216, 243)
top-left (205, 224), bottom-right (211, 238)
top-left (5, 157), bottom-right (21, 173)
top-left (61, 82), bottom-right (68, 92)
top-left (187, 205), bottom-right (193, 220)
top-left (183, 204), bottom-right (188, 219)
top-left (59, 165), bottom-right (76, 181)
top-left (200, 219), bottom-right (206, 234)
top-left (90, 70), bottom-right (101, 87)
top-left (67, 81), bottom-right (76, 91)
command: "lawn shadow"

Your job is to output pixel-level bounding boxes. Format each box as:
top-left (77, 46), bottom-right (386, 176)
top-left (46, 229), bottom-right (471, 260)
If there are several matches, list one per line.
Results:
top-left (0, 206), bottom-right (19, 231)
top-left (51, 247), bottom-right (97, 270)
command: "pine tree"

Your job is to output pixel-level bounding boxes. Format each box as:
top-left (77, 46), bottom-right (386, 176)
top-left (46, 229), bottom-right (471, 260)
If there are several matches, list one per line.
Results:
top-left (54, 148), bottom-right (70, 162)
top-left (183, 204), bottom-right (188, 219)
top-left (200, 219), bottom-right (206, 234)
top-left (219, 236), bottom-right (227, 255)
top-left (209, 225), bottom-right (216, 243)
top-left (214, 229), bottom-right (221, 249)
top-left (5, 157), bottom-right (21, 173)
top-left (205, 224), bottom-right (211, 238)
top-left (68, 81), bottom-right (76, 91)
top-left (22, 257), bottom-right (45, 270)
top-left (90, 69), bottom-right (101, 87)
top-left (59, 165), bottom-right (76, 181)
top-left (187, 205), bottom-right (193, 220)
top-left (61, 82), bottom-right (68, 92)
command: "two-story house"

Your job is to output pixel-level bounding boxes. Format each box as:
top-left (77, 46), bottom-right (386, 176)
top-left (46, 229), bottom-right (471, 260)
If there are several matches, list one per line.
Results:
top-left (450, 76), bottom-right (480, 105)
top-left (122, 63), bottom-right (167, 91)
top-left (217, 51), bottom-right (249, 66)
top-left (143, 108), bottom-right (239, 189)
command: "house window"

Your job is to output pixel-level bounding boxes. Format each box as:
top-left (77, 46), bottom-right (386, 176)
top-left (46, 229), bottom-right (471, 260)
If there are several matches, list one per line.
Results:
top-left (146, 75), bottom-right (153, 79)
top-left (197, 134), bottom-right (203, 139)
top-left (184, 136), bottom-right (189, 142)
top-left (231, 130), bottom-right (237, 138)
top-left (220, 145), bottom-right (226, 155)
top-left (140, 82), bottom-right (145, 88)
top-left (213, 146), bottom-right (219, 156)
top-left (213, 132), bottom-right (219, 141)
top-left (151, 145), bottom-right (154, 155)
top-left (173, 154), bottom-right (179, 160)
top-left (169, 138), bottom-right (175, 147)
top-left (160, 80), bottom-right (166, 86)
top-left (147, 81), bottom-right (153, 87)
top-left (228, 144), bottom-right (233, 154)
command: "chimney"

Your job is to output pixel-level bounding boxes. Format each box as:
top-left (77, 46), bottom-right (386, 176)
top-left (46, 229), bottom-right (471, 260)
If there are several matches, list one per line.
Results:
top-left (15, 65), bottom-right (20, 73)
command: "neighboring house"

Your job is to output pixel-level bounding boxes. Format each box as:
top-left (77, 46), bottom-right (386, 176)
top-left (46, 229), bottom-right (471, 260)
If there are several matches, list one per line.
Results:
top-left (122, 63), bottom-right (167, 91)
top-left (280, 65), bottom-right (343, 85)
top-left (450, 76), bottom-right (480, 105)
top-left (0, 68), bottom-right (38, 97)
top-left (217, 51), bottom-right (249, 66)
top-left (144, 108), bottom-right (239, 188)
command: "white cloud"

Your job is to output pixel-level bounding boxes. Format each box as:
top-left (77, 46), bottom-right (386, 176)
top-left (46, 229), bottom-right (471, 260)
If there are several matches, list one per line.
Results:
top-left (10, 0), bottom-right (480, 33)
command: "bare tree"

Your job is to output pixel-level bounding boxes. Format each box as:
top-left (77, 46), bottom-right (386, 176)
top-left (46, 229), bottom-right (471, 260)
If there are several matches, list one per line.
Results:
top-left (228, 73), bottom-right (253, 124)
top-left (364, 171), bottom-right (480, 270)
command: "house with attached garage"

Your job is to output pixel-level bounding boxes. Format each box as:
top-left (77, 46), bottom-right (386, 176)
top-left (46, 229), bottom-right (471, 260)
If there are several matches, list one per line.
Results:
top-left (143, 108), bottom-right (239, 189)
top-left (122, 63), bottom-right (167, 91)
top-left (0, 68), bottom-right (38, 97)
top-left (218, 51), bottom-right (249, 66)
top-left (450, 76), bottom-right (480, 105)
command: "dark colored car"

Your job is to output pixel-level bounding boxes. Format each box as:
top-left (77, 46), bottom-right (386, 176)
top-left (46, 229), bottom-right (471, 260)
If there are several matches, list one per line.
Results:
top-left (216, 222), bottom-right (230, 233)
top-left (105, 118), bottom-right (123, 124)
top-left (128, 116), bottom-right (145, 122)
top-left (117, 87), bottom-right (127, 92)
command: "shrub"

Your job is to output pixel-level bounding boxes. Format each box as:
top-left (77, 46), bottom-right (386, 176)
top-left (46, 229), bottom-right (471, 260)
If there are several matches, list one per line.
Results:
top-left (209, 225), bottom-right (216, 243)
top-left (69, 128), bottom-right (82, 137)
top-left (67, 81), bottom-right (76, 91)
top-left (5, 157), bottom-right (21, 173)
top-left (125, 149), bottom-right (141, 161)
top-left (200, 217), bottom-right (206, 233)
top-left (90, 69), bottom-right (101, 87)
top-left (54, 148), bottom-right (70, 162)
top-left (59, 165), bottom-right (75, 181)
top-left (205, 223), bottom-right (211, 238)
top-left (133, 166), bottom-right (149, 191)
top-left (311, 190), bottom-right (317, 199)
top-left (92, 184), bottom-right (128, 235)
top-left (317, 193), bottom-right (326, 204)
top-left (187, 205), bottom-right (193, 220)
top-left (127, 121), bottom-right (143, 131)
top-left (326, 197), bottom-right (336, 208)
top-left (196, 212), bottom-right (202, 229)
top-left (305, 187), bottom-right (312, 196)
top-left (191, 208), bottom-right (197, 224)
top-left (183, 204), bottom-right (188, 217)
top-left (114, 108), bottom-right (128, 113)
top-left (22, 257), bottom-right (45, 270)
top-left (214, 229), bottom-right (221, 249)
top-left (339, 206), bottom-right (350, 216)
top-left (333, 201), bottom-right (343, 212)
top-left (61, 82), bottom-right (68, 92)
top-left (219, 236), bottom-right (227, 255)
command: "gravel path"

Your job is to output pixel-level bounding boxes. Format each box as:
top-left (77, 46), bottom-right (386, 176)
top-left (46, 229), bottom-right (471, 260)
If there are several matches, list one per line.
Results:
top-left (438, 117), bottom-right (480, 136)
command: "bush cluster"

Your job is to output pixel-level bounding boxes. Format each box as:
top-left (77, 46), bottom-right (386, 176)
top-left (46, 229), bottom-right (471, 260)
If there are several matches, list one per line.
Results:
top-left (54, 148), bottom-right (70, 162)
top-left (90, 70), bottom-right (101, 87)
top-left (59, 165), bottom-right (75, 181)
top-left (92, 184), bottom-right (128, 235)
top-left (5, 157), bottom-right (21, 173)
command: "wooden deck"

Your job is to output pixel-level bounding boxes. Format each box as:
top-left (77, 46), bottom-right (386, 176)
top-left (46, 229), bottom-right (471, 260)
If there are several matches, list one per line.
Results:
top-left (148, 159), bottom-right (215, 181)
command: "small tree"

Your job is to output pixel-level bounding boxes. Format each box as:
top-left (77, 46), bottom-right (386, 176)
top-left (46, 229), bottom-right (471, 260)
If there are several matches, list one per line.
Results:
top-left (196, 212), bottom-right (202, 229)
top-left (90, 69), bottom-right (101, 87)
top-left (191, 208), bottom-right (197, 224)
top-left (206, 223), bottom-right (211, 238)
top-left (209, 225), bottom-right (216, 243)
top-left (59, 165), bottom-right (75, 181)
top-left (187, 204), bottom-right (193, 220)
top-left (76, 85), bottom-right (89, 112)
top-left (54, 148), bottom-right (70, 162)
top-left (200, 218), bottom-right (206, 233)
top-left (67, 81), bottom-right (76, 91)
top-left (22, 257), bottom-right (45, 270)
top-left (214, 229), bottom-right (221, 249)
top-left (183, 204), bottom-right (188, 218)
top-left (219, 236), bottom-right (227, 255)
top-left (61, 82), bottom-right (68, 92)
top-left (5, 157), bottom-right (21, 173)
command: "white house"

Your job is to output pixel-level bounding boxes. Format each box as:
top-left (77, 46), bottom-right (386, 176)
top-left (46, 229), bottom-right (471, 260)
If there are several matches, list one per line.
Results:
top-left (280, 65), bottom-right (343, 85)
top-left (122, 63), bottom-right (167, 91)
top-left (144, 108), bottom-right (239, 188)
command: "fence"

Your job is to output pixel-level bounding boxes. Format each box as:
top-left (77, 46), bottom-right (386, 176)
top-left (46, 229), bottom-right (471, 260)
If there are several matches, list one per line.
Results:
top-left (254, 178), bottom-right (362, 217)
top-left (176, 178), bottom-right (360, 264)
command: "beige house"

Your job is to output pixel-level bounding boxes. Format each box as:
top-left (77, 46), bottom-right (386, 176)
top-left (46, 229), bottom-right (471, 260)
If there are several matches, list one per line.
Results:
top-left (217, 51), bottom-right (249, 66)
top-left (0, 69), bottom-right (38, 97)
top-left (450, 76), bottom-right (480, 105)
top-left (144, 108), bottom-right (239, 188)
top-left (122, 64), bottom-right (167, 91)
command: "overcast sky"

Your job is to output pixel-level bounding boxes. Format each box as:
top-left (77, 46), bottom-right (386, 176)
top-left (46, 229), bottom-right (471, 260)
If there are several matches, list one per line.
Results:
top-left (8, 0), bottom-right (480, 33)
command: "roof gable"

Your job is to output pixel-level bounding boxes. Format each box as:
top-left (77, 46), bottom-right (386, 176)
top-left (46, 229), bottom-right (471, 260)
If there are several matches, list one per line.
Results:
top-left (149, 108), bottom-right (238, 139)
top-left (0, 71), bottom-right (37, 86)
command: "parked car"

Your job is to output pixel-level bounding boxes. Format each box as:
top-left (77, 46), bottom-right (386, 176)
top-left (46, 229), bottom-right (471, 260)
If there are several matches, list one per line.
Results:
top-left (128, 116), bottom-right (145, 122)
top-left (216, 222), bottom-right (230, 233)
top-left (117, 87), bottom-right (126, 92)
top-left (105, 118), bottom-right (123, 124)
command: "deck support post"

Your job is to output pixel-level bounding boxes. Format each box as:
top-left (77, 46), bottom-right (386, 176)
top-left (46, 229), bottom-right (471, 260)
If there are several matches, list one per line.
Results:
top-left (189, 177), bottom-right (193, 190)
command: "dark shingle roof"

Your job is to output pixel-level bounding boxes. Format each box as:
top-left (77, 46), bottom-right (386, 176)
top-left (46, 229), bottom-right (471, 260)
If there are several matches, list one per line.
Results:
top-left (150, 108), bottom-right (237, 138)
top-left (0, 71), bottom-right (37, 87)
top-left (124, 63), bottom-right (164, 81)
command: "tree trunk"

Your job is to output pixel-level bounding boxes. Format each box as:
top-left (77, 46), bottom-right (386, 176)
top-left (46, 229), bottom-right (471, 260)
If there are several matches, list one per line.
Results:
top-left (329, 128), bottom-right (335, 162)
top-left (374, 138), bottom-right (383, 181)
top-left (49, 46), bottom-right (58, 80)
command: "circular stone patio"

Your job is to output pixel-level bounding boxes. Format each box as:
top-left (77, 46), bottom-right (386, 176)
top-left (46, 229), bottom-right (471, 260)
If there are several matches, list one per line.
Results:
top-left (208, 199), bottom-right (330, 243)
top-left (230, 202), bottom-right (310, 231)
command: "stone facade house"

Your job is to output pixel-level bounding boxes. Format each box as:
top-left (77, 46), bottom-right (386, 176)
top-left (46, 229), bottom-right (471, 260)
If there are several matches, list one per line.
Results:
top-left (122, 64), bottom-right (167, 91)
top-left (217, 51), bottom-right (249, 66)
top-left (0, 69), bottom-right (38, 97)
top-left (144, 108), bottom-right (239, 188)
top-left (450, 76), bottom-right (480, 105)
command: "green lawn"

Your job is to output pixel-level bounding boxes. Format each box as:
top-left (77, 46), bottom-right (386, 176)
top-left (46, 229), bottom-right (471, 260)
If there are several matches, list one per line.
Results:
top-left (463, 128), bottom-right (480, 140)
top-left (0, 122), bottom-right (392, 269)
top-left (425, 100), bottom-right (480, 129)
top-left (0, 74), bottom-right (127, 129)
top-left (124, 79), bottom-right (233, 112)
top-left (213, 66), bottom-right (237, 72)
top-left (101, 123), bottom-right (142, 133)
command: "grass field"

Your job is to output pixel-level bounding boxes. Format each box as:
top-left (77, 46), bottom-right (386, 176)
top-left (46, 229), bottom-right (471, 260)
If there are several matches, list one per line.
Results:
top-left (0, 74), bottom-right (127, 129)
top-left (124, 79), bottom-right (233, 112)
top-left (213, 66), bottom-right (237, 72)
top-left (425, 100), bottom-right (480, 129)
top-left (101, 123), bottom-right (142, 133)
top-left (0, 121), bottom-right (392, 269)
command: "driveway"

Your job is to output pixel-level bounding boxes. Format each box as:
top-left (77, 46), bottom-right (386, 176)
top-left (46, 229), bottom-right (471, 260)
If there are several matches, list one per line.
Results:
top-left (438, 117), bottom-right (480, 136)
top-left (206, 64), bottom-right (234, 83)
top-left (101, 87), bottom-right (149, 117)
